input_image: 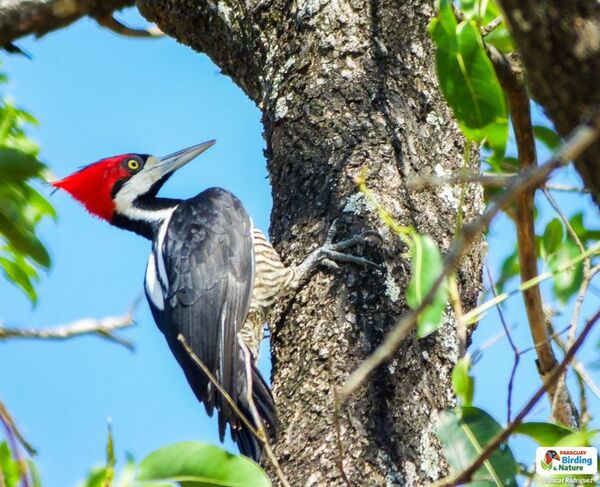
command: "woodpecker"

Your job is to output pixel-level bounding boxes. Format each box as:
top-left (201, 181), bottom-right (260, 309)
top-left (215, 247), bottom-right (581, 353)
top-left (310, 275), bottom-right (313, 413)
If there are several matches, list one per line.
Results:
top-left (52, 140), bottom-right (375, 460)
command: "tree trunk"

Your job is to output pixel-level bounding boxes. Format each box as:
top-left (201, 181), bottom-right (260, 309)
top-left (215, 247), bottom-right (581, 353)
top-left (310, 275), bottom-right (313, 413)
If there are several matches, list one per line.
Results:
top-left (137, 1), bottom-right (485, 485)
top-left (498, 1), bottom-right (600, 206)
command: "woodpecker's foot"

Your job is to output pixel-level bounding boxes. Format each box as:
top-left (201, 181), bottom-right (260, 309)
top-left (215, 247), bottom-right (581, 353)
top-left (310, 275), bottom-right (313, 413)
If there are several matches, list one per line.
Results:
top-left (293, 220), bottom-right (380, 285)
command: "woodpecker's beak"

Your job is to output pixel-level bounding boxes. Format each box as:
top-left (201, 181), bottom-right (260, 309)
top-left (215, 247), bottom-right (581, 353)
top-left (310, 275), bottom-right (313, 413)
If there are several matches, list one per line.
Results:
top-left (150, 140), bottom-right (216, 179)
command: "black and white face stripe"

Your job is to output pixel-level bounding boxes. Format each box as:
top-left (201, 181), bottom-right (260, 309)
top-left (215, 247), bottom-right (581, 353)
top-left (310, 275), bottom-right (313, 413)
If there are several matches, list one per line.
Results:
top-left (111, 155), bottom-right (181, 239)
top-left (114, 156), bottom-right (175, 223)
top-left (112, 142), bottom-right (216, 238)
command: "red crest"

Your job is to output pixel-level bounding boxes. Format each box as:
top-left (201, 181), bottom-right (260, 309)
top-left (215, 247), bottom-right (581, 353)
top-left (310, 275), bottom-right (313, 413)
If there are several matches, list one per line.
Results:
top-left (52, 155), bottom-right (132, 221)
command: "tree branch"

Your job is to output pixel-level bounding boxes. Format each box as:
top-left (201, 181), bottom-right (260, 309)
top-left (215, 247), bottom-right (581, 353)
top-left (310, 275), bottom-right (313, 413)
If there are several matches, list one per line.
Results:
top-left (0, 0), bottom-right (135, 47)
top-left (94, 13), bottom-right (163, 38)
top-left (497, 1), bottom-right (600, 205)
top-left (408, 172), bottom-right (587, 193)
top-left (431, 307), bottom-right (600, 487)
top-left (0, 302), bottom-right (138, 350)
top-left (339, 110), bottom-right (600, 404)
top-left (488, 44), bottom-right (578, 427)
top-left (0, 399), bottom-right (35, 456)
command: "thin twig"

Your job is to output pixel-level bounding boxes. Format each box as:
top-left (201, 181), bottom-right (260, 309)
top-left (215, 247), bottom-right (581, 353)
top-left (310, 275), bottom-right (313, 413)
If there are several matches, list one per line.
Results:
top-left (431, 308), bottom-right (600, 487)
top-left (545, 183), bottom-right (588, 194)
top-left (331, 294), bottom-right (353, 487)
top-left (177, 334), bottom-right (291, 487)
top-left (486, 265), bottom-right (519, 423)
top-left (408, 172), bottom-right (513, 190)
top-left (543, 188), bottom-right (594, 422)
top-left (177, 335), bottom-right (260, 439)
top-left (94, 14), bottom-right (163, 38)
top-left (338, 109), bottom-right (600, 404)
top-left (239, 343), bottom-right (291, 487)
top-left (481, 16), bottom-right (503, 36)
top-left (542, 189), bottom-right (591, 336)
top-left (332, 387), bottom-right (353, 487)
top-left (471, 326), bottom-right (516, 365)
top-left (0, 401), bottom-right (31, 487)
top-left (571, 359), bottom-right (600, 400)
top-left (519, 325), bottom-right (570, 355)
top-left (0, 300), bottom-right (139, 350)
top-left (0, 400), bottom-right (35, 456)
top-left (408, 172), bottom-right (587, 193)
top-left (447, 276), bottom-right (467, 356)
top-left (463, 242), bottom-right (600, 325)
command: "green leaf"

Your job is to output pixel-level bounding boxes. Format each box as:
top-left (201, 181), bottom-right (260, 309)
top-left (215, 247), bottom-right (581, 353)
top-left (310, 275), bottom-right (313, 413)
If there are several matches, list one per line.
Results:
top-left (0, 212), bottom-right (51, 268)
top-left (484, 25), bottom-right (514, 54)
top-left (437, 407), bottom-right (518, 486)
top-left (496, 249), bottom-right (519, 293)
top-left (0, 67), bottom-right (52, 303)
top-left (533, 125), bottom-right (561, 151)
top-left (0, 103), bottom-right (16, 145)
top-left (10, 253), bottom-right (40, 280)
top-left (452, 356), bottom-right (474, 406)
top-left (461, 119), bottom-right (508, 153)
top-left (515, 422), bottom-right (574, 446)
top-left (78, 466), bottom-right (111, 487)
top-left (0, 256), bottom-right (37, 303)
top-left (459, 0), bottom-right (501, 25)
top-left (136, 442), bottom-right (271, 487)
top-left (105, 423), bottom-right (115, 487)
top-left (23, 186), bottom-right (57, 223)
top-left (0, 442), bottom-right (21, 487)
top-left (406, 234), bottom-right (448, 338)
top-left (16, 108), bottom-right (39, 126)
top-left (548, 242), bottom-right (584, 304)
top-left (429, 0), bottom-right (508, 152)
top-left (557, 429), bottom-right (599, 447)
top-left (0, 148), bottom-right (44, 180)
top-left (543, 218), bottom-right (564, 256)
top-left (569, 213), bottom-right (600, 244)
top-left (8, 135), bottom-right (39, 156)
top-left (27, 460), bottom-right (43, 487)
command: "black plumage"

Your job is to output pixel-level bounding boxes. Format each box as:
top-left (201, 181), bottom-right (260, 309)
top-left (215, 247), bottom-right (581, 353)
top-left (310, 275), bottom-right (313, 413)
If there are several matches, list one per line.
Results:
top-left (57, 142), bottom-right (372, 463)
top-left (146, 188), bottom-right (277, 460)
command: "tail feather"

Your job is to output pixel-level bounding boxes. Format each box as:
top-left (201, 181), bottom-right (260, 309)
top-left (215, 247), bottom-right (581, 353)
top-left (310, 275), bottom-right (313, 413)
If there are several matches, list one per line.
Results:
top-left (165, 333), bottom-right (278, 463)
top-left (232, 362), bottom-right (278, 462)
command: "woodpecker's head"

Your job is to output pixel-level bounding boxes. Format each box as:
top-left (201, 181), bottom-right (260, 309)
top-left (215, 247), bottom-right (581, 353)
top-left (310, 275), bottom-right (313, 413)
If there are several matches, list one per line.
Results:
top-left (53, 140), bottom-right (215, 237)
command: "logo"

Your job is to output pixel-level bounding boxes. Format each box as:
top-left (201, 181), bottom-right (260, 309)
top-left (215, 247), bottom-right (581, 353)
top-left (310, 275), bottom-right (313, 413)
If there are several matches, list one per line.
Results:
top-left (540, 450), bottom-right (560, 471)
top-left (536, 447), bottom-right (597, 476)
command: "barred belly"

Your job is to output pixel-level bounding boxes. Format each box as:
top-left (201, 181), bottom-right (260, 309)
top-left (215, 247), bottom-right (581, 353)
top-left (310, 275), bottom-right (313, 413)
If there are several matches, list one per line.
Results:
top-left (239, 228), bottom-right (295, 358)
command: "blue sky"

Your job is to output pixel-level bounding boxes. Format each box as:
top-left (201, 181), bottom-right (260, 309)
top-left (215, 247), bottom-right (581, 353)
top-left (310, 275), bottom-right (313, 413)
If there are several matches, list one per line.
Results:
top-left (0, 8), bottom-right (598, 487)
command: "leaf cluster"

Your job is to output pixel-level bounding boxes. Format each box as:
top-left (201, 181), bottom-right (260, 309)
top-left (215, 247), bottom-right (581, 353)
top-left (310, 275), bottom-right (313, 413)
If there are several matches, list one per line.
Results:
top-left (0, 64), bottom-right (55, 303)
top-left (426, 0), bottom-right (600, 484)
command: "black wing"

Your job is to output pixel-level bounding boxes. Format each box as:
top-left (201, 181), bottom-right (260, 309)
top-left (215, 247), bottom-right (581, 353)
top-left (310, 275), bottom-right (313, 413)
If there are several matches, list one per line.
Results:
top-left (147, 187), bottom-right (276, 460)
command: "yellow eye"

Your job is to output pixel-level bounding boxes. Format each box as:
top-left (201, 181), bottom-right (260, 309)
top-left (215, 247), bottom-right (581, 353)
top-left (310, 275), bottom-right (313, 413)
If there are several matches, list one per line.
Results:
top-left (127, 159), bottom-right (140, 171)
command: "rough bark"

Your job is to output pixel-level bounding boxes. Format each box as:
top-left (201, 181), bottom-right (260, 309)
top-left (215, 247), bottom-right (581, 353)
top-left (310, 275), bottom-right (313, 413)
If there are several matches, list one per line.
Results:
top-left (137, 0), bottom-right (485, 485)
top-left (497, 1), bottom-right (600, 206)
top-left (0, 0), bottom-right (134, 46)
